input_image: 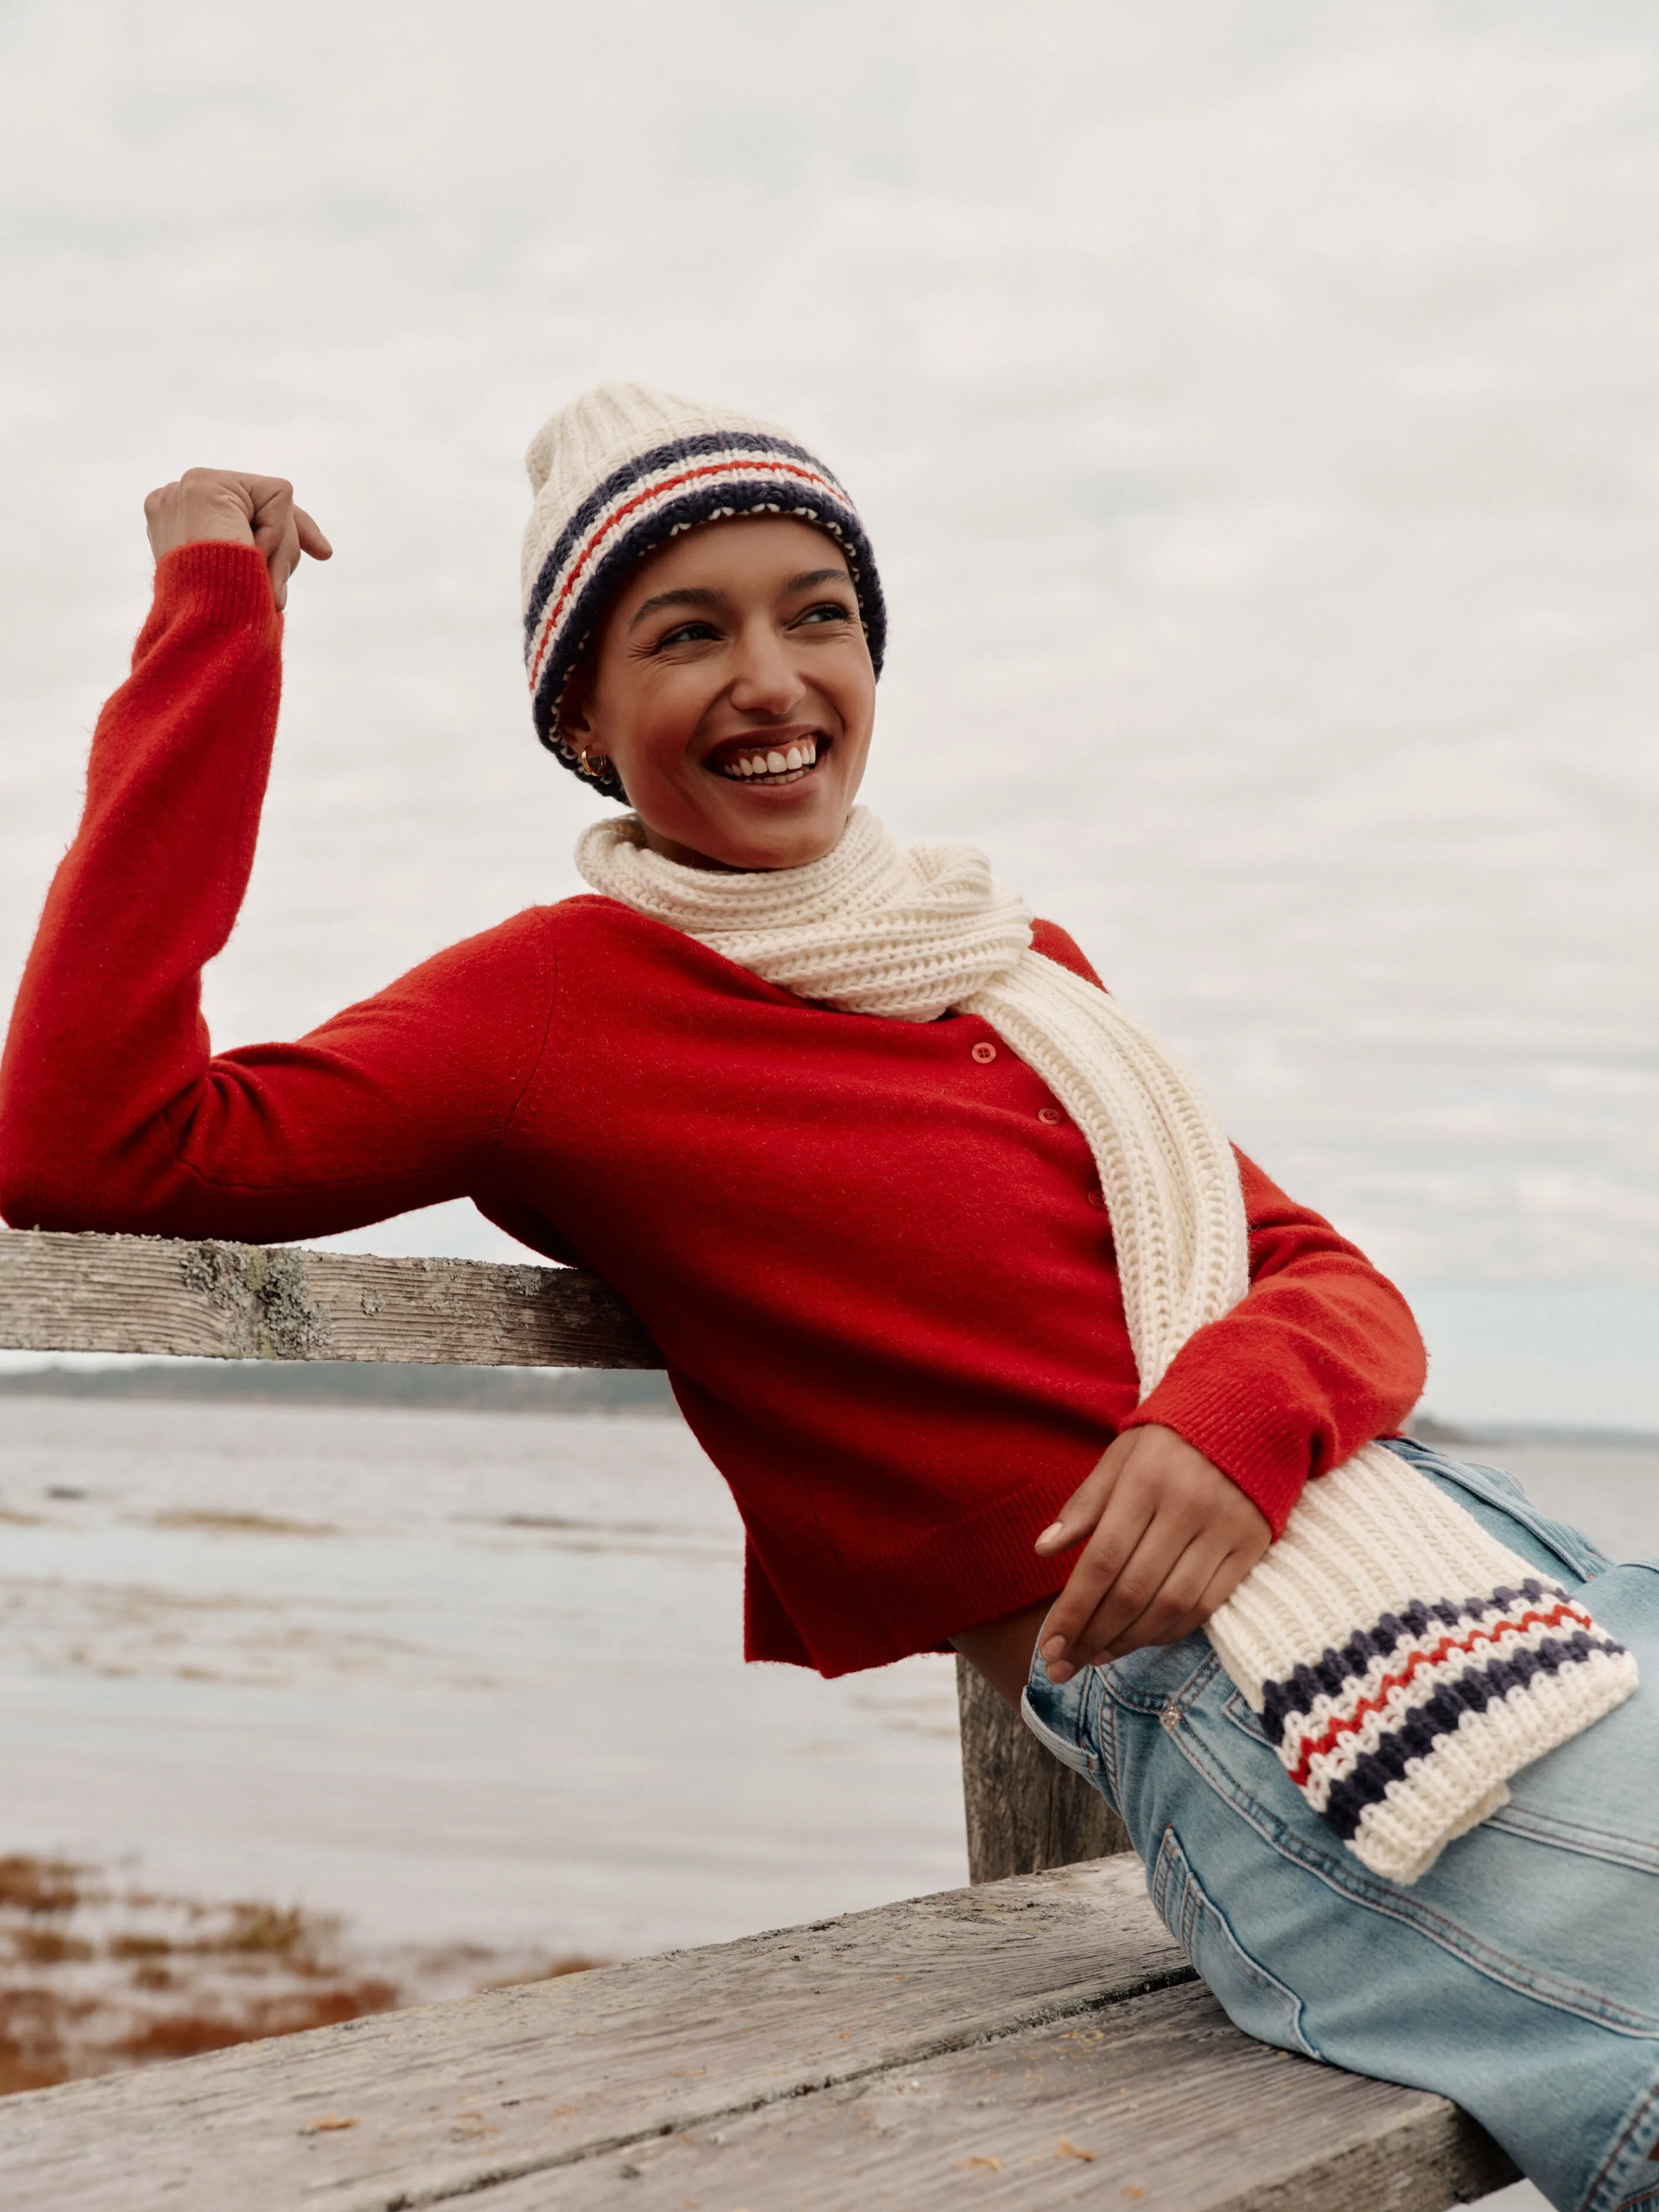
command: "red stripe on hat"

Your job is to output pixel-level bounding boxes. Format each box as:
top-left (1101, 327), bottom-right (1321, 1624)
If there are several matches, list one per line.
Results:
top-left (1287, 1596), bottom-right (1596, 1788)
top-left (528, 457), bottom-right (843, 688)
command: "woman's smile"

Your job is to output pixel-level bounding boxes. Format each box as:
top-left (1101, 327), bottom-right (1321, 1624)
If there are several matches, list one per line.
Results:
top-left (707, 731), bottom-right (826, 786)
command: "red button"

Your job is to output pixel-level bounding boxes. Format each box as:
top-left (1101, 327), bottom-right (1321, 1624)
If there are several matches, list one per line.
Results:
top-left (971, 1041), bottom-right (997, 1064)
top-left (1087, 1187), bottom-right (1107, 1209)
top-left (1038, 1106), bottom-right (1063, 1125)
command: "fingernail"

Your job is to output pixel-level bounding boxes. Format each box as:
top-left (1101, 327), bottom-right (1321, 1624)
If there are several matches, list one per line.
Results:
top-left (1048, 1660), bottom-right (1074, 1683)
top-left (1040, 1635), bottom-right (1066, 1661)
top-left (1035, 1522), bottom-right (1065, 1549)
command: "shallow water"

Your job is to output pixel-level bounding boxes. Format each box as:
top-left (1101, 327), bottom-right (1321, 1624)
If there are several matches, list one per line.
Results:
top-left (0, 1399), bottom-right (966, 1967)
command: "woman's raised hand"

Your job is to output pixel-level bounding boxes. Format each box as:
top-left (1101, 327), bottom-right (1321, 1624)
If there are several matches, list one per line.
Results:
top-left (143, 469), bottom-right (332, 611)
top-left (1033, 1423), bottom-right (1272, 1678)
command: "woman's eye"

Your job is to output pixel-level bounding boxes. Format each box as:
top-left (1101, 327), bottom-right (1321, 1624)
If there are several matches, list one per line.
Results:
top-left (795, 601), bottom-right (854, 627)
top-left (656, 620), bottom-right (721, 648)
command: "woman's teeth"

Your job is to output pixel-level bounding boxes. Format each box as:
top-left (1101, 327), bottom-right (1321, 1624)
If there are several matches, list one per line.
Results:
top-left (716, 737), bottom-right (820, 784)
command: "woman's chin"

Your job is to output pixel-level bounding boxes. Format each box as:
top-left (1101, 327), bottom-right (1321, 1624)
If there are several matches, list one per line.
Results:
top-left (648, 788), bottom-right (852, 873)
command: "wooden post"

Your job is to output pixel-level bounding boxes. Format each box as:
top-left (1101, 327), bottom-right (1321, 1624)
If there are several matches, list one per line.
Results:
top-left (956, 1654), bottom-right (1130, 1881)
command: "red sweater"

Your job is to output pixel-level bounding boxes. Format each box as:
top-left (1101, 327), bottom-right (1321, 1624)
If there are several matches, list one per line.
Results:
top-left (0, 545), bottom-right (1426, 1676)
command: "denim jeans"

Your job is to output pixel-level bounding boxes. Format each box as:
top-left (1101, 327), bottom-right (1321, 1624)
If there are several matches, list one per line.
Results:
top-left (1021, 1438), bottom-right (1659, 2212)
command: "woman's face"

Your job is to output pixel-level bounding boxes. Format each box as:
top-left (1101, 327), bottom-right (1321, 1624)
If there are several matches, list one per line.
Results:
top-left (559, 516), bottom-right (877, 871)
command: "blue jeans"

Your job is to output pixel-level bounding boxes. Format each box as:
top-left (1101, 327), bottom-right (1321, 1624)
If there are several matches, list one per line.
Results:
top-left (1022, 1439), bottom-right (1659, 2212)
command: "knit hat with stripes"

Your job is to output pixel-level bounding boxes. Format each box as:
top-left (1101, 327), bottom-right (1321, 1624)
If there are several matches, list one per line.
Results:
top-left (521, 384), bottom-right (886, 801)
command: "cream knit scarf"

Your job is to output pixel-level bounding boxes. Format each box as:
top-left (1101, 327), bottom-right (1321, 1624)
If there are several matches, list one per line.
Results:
top-left (579, 807), bottom-right (1637, 1883)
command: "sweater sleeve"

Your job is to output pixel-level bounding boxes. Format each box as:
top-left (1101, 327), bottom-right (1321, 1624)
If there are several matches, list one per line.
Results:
top-left (1121, 1154), bottom-right (1426, 1534)
top-left (1030, 916), bottom-right (1426, 1537)
top-left (0, 542), bottom-right (553, 1245)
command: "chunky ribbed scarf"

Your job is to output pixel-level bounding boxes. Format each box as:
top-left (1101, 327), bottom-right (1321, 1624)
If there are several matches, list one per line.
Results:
top-left (579, 808), bottom-right (1637, 1883)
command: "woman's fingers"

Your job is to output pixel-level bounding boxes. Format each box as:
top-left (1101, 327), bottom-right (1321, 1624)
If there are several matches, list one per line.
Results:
top-left (294, 506), bottom-right (333, 561)
top-left (247, 479), bottom-right (300, 607)
top-left (1038, 1480), bottom-right (1159, 1679)
top-left (1033, 1432), bottom-right (1131, 1556)
top-left (250, 486), bottom-right (333, 608)
top-left (1101, 1529), bottom-right (1269, 1660)
top-left (1046, 1511), bottom-right (1199, 1677)
top-left (1092, 1537), bottom-right (1229, 1660)
top-left (142, 471), bottom-right (329, 608)
top-left (1033, 1425), bottom-right (1275, 1678)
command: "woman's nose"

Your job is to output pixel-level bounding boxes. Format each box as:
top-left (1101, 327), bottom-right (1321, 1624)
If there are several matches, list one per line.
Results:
top-left (728, 621), bottom-right (804, 714)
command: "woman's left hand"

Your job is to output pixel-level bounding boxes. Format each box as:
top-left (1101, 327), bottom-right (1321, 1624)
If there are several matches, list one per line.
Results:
top-left (1033, 1425), bottom-right (1271, 1680)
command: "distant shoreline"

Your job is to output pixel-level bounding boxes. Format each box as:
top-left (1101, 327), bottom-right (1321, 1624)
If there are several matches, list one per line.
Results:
top-left (0, 1360), bottom-right (679, 1416)
top-left (1403, 1413), bottom-right (1659, 1454)
top-left (0, 1362), bottom-right (1653, 1448)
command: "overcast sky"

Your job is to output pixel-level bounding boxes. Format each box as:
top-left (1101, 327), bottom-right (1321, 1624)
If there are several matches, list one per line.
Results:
top-left (3, 2), bottom-right (1657, 1420)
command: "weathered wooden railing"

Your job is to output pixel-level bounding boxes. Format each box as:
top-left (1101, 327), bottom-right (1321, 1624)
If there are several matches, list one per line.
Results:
top-left (0, 1227), bottom-right (1517, 2209)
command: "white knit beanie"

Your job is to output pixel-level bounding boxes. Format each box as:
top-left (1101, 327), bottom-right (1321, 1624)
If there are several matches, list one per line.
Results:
top-left (521, 383), bottom-right (886, 800)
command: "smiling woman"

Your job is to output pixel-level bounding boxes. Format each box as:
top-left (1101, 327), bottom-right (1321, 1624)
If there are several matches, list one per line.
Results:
top-left (555, 518), bottom-right (876, 872)
top-left (1, 383), bottom-right (1658, 2212)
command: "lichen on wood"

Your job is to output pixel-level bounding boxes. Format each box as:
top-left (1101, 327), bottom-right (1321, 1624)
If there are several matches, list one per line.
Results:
top-left (175, 1242), bottom-right (333, 1360)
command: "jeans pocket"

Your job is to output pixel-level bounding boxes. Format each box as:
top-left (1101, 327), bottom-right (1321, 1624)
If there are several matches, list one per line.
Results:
top-left (1222, 1687), bottom-right (1271, 1745)
top-left (1020, 1684), bottom-right (1099, 1779)
top-left (1150, 1826), bottom-right (1322, 2061)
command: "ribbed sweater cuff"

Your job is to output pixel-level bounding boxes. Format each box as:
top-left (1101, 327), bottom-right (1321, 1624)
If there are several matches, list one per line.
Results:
top-left (153, 541), bottom-right (276, 630)
top-left (1121, 1369), bottom-right (1310, 1535)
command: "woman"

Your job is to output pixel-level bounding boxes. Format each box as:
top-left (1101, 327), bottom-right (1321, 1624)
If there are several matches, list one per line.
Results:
top-left (2, 385), bottom-right (1655, 2210)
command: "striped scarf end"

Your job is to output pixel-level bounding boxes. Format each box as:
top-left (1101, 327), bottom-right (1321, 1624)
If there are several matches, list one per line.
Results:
top-left (1324, 1641), bottom-right (1635, 1886)
top-left (1264, 1584), bottom-right (1639, 1884)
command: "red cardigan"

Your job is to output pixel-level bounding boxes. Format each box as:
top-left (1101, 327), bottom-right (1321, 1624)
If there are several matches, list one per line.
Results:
top-left (0, 544), bottom-right (1426, 1676)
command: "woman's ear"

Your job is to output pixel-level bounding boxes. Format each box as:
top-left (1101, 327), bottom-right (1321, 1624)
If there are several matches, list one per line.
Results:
top-left (558, 660), bottom-right (597, 750)
top-left (554, 655), bottom-right (622, 791)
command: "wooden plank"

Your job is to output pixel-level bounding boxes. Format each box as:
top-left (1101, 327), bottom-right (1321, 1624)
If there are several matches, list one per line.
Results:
top-left (957, 1652), bottom-right (1130, 1879)
top-left (0, 1858), bottom-right (1196, 2212)
top-left (0, 1227), bottom-right (659, 1368)
top-left (489, 1981), bottom-right (1517, 2212)
top-left (0, 1858), bottom-right (1516, 2212)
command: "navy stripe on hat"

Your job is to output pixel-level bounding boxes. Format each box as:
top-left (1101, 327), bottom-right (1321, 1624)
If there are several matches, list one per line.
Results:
top-left (523, 431), bottom-right (858, 642)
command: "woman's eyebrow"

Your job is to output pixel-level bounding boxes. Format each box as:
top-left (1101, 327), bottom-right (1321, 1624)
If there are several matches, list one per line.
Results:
top-left (628, 569), bottom-right (853, 631)
top-left (627, 585), bottom-right (725, 630)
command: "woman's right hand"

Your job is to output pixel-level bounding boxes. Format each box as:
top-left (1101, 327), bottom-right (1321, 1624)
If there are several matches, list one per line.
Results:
top-left (143, 469), bottom-right (332, 610)
top-left (1033, 1423), bottom-right (1271, 1678)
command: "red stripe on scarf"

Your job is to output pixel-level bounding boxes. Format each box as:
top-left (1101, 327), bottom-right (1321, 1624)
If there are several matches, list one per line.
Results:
top-left (1287, 1597), bottom-right (1594, 1788)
